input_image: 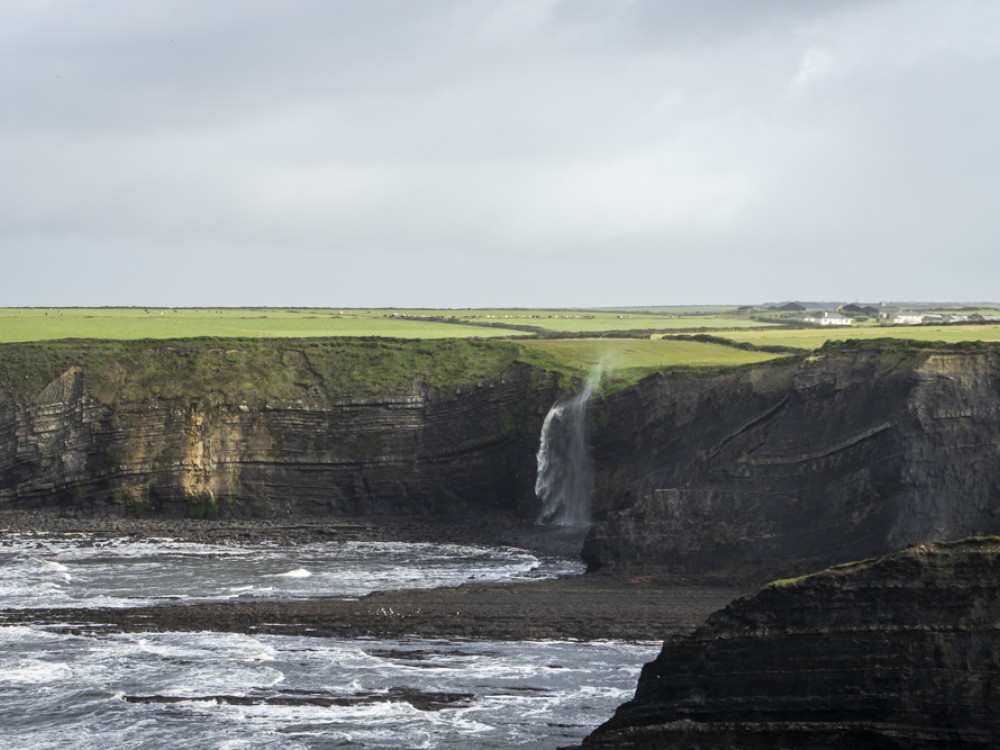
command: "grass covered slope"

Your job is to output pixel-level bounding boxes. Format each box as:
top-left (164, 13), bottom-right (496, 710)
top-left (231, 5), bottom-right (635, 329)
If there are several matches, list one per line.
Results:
top-left (0, 338), bottom-right (526, 403)
top-left (515, 338), bottom-right (783, 392)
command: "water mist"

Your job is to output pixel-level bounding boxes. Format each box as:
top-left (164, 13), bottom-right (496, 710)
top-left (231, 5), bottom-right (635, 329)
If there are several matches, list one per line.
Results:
top-left (535, 363), bottom-right (606, 526)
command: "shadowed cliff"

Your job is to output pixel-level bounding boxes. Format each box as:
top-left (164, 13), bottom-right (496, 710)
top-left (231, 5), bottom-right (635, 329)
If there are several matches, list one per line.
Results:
top-left (582, 537), bottom-right (1000, 749)
top-left (585, 340), bottom-right (1000, 581)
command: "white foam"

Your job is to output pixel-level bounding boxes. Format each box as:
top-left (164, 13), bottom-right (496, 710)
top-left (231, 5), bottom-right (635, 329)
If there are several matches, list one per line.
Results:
top-left (2, 658), bottom-right (73, 684)
top-left (274, 568), bottom-right (311, 578)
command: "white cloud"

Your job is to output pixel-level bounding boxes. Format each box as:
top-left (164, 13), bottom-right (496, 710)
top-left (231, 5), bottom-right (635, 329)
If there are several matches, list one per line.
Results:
top-left (792, 48), bottom-right (833, 90)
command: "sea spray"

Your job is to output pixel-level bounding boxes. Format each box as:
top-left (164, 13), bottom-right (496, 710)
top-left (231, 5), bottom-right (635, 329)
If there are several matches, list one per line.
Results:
top-left (535, 363), bottom-right (606, 526)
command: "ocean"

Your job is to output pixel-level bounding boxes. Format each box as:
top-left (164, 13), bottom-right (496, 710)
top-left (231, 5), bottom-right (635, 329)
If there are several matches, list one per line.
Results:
top-left (0, 536), bottom-right (655, 748)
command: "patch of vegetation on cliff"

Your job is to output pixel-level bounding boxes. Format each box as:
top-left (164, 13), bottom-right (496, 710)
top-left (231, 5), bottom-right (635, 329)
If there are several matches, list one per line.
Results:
top-left (184, 494), bottom-right (220, 519)
top-left (115, 489), bottom-right (150, 517)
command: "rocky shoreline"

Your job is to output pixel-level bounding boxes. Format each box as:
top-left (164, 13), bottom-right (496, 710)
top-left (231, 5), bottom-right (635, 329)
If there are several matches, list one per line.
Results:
top-left (0, 510), bottom-right (746, 642)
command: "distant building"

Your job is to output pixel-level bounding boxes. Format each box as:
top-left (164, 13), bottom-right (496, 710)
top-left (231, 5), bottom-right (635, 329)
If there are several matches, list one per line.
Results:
top-left (793, 312), bottom-right (852, 326)
top-left (892, 313), bottom-right (925, 325)
top-left (817, 311), bottom-right (852, 326)
top-left (838, 303), bottom-right (890, 317)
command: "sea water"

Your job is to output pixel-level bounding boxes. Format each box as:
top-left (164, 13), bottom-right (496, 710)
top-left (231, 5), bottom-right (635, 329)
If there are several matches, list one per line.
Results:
top-left (0, 538), bottom-right (655, 748)
top-left (0, 536), bottom-right (584, 608)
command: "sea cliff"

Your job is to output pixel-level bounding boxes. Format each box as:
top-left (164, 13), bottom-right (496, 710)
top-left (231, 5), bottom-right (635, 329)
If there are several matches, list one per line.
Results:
top-left (0, 338), bottom-right (560, 519)
top-left (5, 337), bottom-right (1000, 585)
top-left (585, 340), bottom-right (1000, 580)
top-left (582, 537), bottom-right (1000, 748)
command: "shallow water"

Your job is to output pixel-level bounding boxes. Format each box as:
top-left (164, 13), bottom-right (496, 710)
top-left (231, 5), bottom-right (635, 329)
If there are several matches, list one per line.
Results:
top-left (0, 538), bottom-right (645, 748)
top-left (0, 536), bottom-right (583, 608)
top-left (0, 626), bottom-right (654, 749)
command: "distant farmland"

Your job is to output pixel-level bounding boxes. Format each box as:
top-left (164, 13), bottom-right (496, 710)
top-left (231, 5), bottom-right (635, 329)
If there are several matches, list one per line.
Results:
top-left (3, 307), bottom-right (1000, 380)
top-left (0, 306), bottom-right (789, 343)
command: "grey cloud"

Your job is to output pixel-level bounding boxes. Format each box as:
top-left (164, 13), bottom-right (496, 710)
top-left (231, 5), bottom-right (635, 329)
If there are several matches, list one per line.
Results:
top-left (2, 0), bottom-right (999, 306)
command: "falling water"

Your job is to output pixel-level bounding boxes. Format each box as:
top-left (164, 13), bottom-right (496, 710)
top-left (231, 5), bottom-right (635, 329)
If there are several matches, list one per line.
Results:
top-left (535, 364), bottom-right (605, 526)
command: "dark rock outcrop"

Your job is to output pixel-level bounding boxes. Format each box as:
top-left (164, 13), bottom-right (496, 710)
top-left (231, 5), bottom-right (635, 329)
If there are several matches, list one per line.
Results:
top-left (583, 537), bottom-right (1000, 749)
top-left (585, 341), bottom-right (1000, 580)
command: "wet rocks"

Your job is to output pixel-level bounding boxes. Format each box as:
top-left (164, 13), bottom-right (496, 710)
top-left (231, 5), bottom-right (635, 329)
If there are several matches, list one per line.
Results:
top-left (0, 573), bottom-right (745, 643)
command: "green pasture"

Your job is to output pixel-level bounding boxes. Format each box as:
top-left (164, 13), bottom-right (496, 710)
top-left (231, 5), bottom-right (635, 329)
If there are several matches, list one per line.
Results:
top-left (0, 308), bottom-right (523, 342)
top-left (515, 337), bottom-right (783, 391)
top-left (0, 307), bottom-right (784, 342)
top-left (710, 324), bottom-right (1000, 350)
top-left (378, 308), bottom-right (777, 333)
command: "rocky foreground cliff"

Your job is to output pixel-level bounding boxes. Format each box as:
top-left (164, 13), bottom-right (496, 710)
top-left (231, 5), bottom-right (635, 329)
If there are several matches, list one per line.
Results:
top-left (584, 339), bottom-right (1000, 581)
top-left (582, 537), bottom-right (1000, 749)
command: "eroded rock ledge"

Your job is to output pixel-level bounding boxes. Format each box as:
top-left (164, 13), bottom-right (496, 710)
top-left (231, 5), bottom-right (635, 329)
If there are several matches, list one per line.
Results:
top-left (582, 537), bottom-right (1000, 748)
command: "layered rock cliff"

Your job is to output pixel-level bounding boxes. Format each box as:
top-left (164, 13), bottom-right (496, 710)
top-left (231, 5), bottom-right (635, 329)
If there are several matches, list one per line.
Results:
top-left (0, 338), bottom-right (560, 519)
top-left (582, 537), bottom-right (1000, 749)
top-left (6, 336), bottom-right (1000, 576)
top-left (584, 341), bottom-right (1000, 580)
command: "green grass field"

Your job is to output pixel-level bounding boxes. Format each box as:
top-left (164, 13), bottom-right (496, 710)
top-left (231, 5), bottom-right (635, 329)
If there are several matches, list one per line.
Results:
top-left (0, 308), bottom-right (525, 342)
top-left (0, 307), bottom-right (789, 342)
top-left (369, 308), bottom-right (778, 333)
top-left (515, 338), bottom-right (783, 391)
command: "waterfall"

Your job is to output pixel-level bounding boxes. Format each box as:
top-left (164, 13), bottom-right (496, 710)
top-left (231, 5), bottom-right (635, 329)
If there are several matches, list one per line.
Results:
top-left (535, 364), bottom-right (605, 526)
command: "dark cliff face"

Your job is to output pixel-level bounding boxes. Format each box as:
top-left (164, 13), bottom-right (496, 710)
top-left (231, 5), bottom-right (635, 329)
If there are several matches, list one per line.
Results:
top-left (584, 343), bottom-right (1000, 580)
top-left (582, 537), bottom-right (1000, 749)
top-left (0, 340), bottom-right (559, 519)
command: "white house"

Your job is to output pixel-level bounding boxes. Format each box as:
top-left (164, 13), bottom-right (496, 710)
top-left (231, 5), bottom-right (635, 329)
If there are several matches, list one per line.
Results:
top-left (816, 311), bottom-right (852, 326)
top-left (793, 312), bottom-right (852, 326)
top-left (892, 313), bottom-right (925, 325)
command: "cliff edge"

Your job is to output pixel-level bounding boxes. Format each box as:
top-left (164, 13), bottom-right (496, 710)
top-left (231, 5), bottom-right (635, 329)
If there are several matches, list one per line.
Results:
top-left (583, 537), bottom-right (1000, 749)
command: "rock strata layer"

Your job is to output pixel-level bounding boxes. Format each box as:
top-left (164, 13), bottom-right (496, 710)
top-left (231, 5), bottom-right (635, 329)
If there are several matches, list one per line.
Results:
top-left (0, 339), bottom-right (558, 519)
top-left (585, 341), bottom-right (1000, 580)
top-left (582, 537), bottom-right (1000, 749)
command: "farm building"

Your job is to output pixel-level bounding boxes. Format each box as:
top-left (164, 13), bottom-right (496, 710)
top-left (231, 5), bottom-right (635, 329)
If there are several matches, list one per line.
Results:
top-left (792, 311), bottom-right (853, 326)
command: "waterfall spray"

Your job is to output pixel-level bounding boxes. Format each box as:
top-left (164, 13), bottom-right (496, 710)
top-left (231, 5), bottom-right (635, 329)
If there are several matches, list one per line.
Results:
top-left (535, 363), bottom-right (606, 526)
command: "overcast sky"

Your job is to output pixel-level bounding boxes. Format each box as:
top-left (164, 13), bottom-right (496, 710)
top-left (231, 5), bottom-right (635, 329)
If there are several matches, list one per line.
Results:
top-left (2, 0), bottom-right (998, 307)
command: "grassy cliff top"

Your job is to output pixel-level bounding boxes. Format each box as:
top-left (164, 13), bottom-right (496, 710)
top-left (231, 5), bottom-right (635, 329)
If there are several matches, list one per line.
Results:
top-left (0, 336), bottom-right (792, 403)
top-left (0, 338), bottom-right (525, 403)
top-left (1, 335), bottom-right (993, 405)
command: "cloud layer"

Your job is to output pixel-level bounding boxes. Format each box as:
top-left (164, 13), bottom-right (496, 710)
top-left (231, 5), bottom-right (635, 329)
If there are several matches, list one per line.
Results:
top-left (3, 0), bottom-right (998, 306)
